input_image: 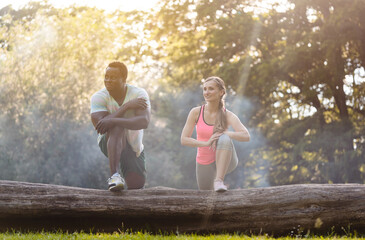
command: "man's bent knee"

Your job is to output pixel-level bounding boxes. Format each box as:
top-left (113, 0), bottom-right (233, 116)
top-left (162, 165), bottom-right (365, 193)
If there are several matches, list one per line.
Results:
top-left (108, 126), bottom-right (125, 137)
top-left (107, 126), bottom-right (126, 144)
top-left (125, 172), bottom-right (145, 189)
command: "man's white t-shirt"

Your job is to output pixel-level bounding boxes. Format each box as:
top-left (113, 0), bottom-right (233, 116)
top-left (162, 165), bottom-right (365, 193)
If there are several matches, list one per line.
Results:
top-left (90, 84), bottom-right (151, 157)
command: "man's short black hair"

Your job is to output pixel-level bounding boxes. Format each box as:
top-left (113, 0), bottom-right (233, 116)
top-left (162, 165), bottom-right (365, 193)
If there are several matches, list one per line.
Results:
top-left (108, 61), bottom-right (128, 82)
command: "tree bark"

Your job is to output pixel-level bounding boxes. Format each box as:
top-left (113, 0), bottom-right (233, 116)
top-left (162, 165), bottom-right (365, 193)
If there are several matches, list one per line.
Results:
top-left (1, 180), bottom-right (365, 236)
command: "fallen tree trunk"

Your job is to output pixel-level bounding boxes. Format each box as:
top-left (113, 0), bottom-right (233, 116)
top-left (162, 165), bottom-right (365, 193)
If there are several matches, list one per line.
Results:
top-left (1, 180), bottom-right (365, 236)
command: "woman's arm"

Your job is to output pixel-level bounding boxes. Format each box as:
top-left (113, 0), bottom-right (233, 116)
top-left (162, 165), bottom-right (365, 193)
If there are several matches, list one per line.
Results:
top-left (224, 111), bottom-right (250, 142)
top-left (181, 107), bottom-right (221, 147)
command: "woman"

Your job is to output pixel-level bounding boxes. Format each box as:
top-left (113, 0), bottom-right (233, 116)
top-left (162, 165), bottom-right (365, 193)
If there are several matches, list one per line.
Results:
top-left (181, 76), bottom-right (250, 192)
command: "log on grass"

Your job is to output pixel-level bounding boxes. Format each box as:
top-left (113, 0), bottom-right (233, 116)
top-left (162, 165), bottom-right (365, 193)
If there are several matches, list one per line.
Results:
top-left (1, 180), bottom-right (365, 235)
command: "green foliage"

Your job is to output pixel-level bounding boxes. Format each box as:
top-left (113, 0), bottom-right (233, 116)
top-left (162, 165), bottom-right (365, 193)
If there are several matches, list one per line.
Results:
top-left (0, 3), bottom-right (141, 188)
top-left (150, 0), bottom-right (365, 186)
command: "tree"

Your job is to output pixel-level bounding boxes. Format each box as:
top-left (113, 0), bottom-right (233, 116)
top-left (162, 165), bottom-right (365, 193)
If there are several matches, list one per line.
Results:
top-left (147, 0), bottom-right (365, 186)
top-left (2, 180), bottom-right (365, 235)
top-left (0, 4), bottom-right (143, 188)
top-left (260, 0), bottom-right (365, 184)
top-left (1, 0), bottom-right (364, 190)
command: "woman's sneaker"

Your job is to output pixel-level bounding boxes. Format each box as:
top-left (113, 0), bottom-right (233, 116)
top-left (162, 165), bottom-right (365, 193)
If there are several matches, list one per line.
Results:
top-left (107, 174), bottom-right (125, 192)
top-left (214, 179), bottom-right (227, 192)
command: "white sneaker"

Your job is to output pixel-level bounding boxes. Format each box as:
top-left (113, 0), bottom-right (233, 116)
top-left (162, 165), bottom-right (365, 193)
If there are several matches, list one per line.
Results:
top-left (214, 179), bottom-right (227, 192)
top-left (107, 174), bottom-right (125, 192)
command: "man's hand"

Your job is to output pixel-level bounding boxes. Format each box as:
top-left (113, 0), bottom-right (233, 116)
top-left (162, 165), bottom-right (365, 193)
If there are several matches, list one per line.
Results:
top-left (95, 118), bottom-right (114, 135)
top-left (124, 98), bottom-right (148, 110)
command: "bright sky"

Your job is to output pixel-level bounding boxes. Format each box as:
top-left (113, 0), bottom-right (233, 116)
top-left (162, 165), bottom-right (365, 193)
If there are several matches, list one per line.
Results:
top-left (0, 0), bottom-right (293, 13)
top-left (0, 0), bottom-right (160, 12)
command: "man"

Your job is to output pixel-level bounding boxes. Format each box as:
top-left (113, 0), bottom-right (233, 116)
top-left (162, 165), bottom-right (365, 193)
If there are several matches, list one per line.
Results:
top-left (90, 61), bottom-right (151, 191)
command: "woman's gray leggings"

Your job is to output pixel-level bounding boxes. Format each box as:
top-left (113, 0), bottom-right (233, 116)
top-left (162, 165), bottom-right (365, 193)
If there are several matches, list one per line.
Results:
top-left (196, 134), bottom-right (238, 190)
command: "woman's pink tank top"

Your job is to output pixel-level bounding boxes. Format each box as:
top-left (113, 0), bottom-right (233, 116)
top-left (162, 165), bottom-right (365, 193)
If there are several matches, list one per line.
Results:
top-left (196, 105), bottom-right (215, 165)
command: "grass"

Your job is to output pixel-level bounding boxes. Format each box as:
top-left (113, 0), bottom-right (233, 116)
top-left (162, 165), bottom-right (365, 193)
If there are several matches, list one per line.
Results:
top-left (1, 231), bottom-right (365, 240)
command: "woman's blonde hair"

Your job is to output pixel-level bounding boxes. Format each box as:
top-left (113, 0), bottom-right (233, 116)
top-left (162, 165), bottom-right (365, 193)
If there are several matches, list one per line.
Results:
top-left (204, 76), bottom-right (227, 134)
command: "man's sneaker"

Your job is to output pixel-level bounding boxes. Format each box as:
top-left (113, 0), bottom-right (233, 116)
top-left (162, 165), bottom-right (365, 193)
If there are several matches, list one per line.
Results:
top-left (107, 174), bottom-right (125, 192)
top-left (214, 179), bottom-right (227, 192)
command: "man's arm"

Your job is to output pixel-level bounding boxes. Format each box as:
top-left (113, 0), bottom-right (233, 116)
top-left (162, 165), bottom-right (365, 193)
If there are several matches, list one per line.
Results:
top-left (106, 107), bottom-right (150, 130)
top-left (90, 98), bottom-right (146, 126)
top-left (91, 98), bottom-right (149, 134)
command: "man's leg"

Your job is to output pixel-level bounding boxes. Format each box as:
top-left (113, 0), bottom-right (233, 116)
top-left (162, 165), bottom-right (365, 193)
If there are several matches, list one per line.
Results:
top-left (120, 143), bottom-right (146, 189)
top-left (106, 126), bottom-right (127, 175)
top-left (98, 126), bottom-right (127, 191)
top-left (125, 171), bottom-right (145, 189)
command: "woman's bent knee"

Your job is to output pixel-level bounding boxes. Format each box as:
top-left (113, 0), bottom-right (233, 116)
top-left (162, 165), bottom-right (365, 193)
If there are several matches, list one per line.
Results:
top-left (216, 134), bottom-right (233, 150)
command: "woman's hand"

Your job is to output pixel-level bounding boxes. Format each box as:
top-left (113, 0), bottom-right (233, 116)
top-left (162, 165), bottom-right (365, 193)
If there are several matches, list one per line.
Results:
top-left (207, 132), bottom-right (223, 150)
top-left (124, 98), bottom-right (148, 110)
top-left (223, 130), bottom-right (232, 138)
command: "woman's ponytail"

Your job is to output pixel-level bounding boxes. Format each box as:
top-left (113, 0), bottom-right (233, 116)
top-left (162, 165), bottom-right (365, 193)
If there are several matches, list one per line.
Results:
top-left (204, 76), bottom-right (228, 134)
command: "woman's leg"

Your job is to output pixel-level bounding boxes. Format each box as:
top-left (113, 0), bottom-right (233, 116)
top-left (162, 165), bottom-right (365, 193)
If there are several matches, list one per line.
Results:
top-left (215, 134), bottom-right (238, 181)
top-left (196, 162), bottom-right (216, 190)
top-left (226, 143), bottom-right (238, 174)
